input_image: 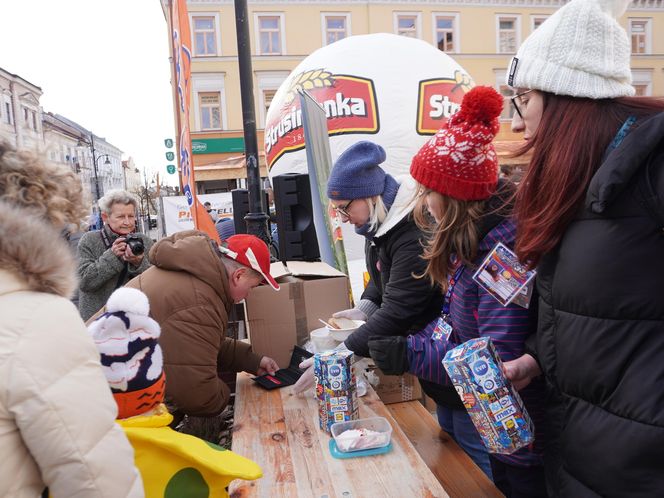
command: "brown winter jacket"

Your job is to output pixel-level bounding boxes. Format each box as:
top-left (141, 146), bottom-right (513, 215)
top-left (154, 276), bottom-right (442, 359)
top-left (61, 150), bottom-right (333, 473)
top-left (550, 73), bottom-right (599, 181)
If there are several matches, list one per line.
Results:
top-left (125, 230), bottom-right (262, 417)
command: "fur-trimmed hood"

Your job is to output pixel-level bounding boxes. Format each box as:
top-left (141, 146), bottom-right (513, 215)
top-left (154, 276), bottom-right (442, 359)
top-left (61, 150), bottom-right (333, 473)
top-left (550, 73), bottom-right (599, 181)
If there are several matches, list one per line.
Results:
top-left (0, 200), bottom-right (76, 298)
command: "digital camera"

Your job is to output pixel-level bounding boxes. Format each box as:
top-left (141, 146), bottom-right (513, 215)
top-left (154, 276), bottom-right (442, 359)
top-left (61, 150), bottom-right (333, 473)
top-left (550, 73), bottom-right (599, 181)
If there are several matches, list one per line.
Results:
top-left (125, 234), bottom-right (145, 255)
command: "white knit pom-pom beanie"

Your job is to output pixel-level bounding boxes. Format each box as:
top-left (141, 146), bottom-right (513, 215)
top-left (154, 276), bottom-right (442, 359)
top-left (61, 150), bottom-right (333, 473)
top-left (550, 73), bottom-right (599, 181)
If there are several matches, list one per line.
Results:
top-left (507, 0), bottom-right (635, 99)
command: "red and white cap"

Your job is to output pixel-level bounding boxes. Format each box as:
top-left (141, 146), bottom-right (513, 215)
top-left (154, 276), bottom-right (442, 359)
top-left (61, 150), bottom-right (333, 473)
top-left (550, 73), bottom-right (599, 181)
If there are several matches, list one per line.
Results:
top-left (219, 234), bottom-right (280, 291)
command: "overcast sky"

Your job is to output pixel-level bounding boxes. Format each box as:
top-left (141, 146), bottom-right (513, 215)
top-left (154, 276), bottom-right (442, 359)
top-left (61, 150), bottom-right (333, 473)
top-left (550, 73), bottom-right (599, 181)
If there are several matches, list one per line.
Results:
top-left (1, 0), bottom-right (177, 184)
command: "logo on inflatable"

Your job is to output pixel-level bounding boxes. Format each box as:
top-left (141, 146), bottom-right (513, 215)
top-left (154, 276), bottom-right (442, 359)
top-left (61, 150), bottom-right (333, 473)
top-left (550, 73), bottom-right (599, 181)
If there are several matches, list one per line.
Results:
top-left (265, 69), bottom-right (380, 168)
top-left (416, 70), bottom-right (473, 135)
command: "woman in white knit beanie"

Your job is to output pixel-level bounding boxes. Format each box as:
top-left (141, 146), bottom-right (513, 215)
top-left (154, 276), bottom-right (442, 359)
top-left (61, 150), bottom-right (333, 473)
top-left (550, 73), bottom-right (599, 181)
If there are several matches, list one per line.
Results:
top-left (503, 0), bottom-right (664, 496)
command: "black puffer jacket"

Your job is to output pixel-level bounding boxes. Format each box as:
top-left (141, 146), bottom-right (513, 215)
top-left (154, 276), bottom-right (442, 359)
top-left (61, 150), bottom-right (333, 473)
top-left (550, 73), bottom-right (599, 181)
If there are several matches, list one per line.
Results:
top-left (532, 112), bottom-right (664, 497)
top-left (344, 177), bottom-right (444, 357)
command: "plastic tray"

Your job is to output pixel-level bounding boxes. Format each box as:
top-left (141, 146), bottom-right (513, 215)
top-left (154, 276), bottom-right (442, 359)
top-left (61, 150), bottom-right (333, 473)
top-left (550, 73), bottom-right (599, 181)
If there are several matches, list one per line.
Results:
top-left (330, 416), bottom-right (392, 453)
top-left (329, 439), bottom-right (393, 459)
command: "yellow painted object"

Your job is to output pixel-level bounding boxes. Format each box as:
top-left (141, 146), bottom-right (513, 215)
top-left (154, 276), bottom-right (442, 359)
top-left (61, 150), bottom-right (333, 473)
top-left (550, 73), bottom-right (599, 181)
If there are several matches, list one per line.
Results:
top-left (118, 408), bottom-right (262, 497)
top-left (363, 271), bottom-right (370, 289)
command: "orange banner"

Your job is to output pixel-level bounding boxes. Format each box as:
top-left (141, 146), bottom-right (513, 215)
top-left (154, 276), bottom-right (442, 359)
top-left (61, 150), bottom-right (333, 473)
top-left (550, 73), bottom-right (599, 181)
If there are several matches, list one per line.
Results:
top-left (171, 0), bottom-right (220, 243)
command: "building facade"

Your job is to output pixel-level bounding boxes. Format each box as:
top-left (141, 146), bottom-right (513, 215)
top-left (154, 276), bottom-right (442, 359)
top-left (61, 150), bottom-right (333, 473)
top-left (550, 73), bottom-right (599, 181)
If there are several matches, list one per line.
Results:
top-left (0, 66), bottom-right (127, 207)
top-left (47, 114), bottom-right (125, 204)
top-left (42, 112), bottom-right (95, 203)
top-left (123, 157), bottom-right (143, 194)
top-left (165, 0), bottom-right (664, 187)
top-left (0, 67), bottom-right (43, 151)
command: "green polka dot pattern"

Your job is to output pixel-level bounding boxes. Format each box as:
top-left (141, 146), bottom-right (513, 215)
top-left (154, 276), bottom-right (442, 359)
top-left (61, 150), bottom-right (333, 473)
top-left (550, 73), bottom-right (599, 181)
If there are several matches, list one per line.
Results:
top-left (164, 467), bottom-right (210, 498)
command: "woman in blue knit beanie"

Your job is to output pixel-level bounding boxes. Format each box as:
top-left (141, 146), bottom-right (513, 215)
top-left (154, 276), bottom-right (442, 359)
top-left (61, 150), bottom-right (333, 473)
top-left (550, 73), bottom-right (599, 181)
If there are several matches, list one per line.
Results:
top-left (326, 141), bottom-right (399, 239)
top-left (294, 140), bottom-right (446, 396)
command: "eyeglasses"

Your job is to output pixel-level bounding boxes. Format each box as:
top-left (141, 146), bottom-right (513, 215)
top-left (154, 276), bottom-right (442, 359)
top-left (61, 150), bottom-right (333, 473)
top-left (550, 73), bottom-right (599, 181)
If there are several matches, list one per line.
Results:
top-left (332, 199), bottom-right (354, 218)
top-left (510, 89), bottom-right (534, 120)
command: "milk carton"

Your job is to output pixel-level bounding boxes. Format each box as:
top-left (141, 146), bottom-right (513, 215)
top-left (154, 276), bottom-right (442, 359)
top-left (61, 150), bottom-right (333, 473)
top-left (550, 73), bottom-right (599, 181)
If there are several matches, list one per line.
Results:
top-left (442, 337), bottom-right (534, 454)
top-left (314, 350), bottom-right (359, 433)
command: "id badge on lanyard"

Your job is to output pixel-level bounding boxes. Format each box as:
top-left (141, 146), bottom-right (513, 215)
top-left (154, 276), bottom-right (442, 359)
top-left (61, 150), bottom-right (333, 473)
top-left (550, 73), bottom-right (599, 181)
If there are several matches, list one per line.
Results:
top-left (432, 265), bottom-right (464, 343)
top-left (432, 315), bottom-right (454, 342)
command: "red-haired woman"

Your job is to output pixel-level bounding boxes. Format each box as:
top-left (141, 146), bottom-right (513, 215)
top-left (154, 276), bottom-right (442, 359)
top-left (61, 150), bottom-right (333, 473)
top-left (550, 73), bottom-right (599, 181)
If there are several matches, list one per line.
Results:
top-left (503, 0), bottom-right (664, 495)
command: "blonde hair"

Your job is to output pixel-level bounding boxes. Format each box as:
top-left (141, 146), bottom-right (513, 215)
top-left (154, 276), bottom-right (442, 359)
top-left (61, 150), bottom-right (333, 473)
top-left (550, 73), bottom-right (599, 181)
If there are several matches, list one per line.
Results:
top-left (98, 189), bottom-right (138, 215)
top-left (413, 187), bottom-right (485, 292)
top-left (0, 140), bottom-right (88, 228)
top-left (366, 195), bottom-right (388, 232)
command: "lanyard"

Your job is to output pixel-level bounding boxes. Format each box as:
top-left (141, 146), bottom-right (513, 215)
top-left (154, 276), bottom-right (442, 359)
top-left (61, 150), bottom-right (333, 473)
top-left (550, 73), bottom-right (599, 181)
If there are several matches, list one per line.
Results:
top-left (442, 264), bottom-right (465, 316)
top-left (100, 225), bottom-right (115, 249)
top-left (602, 115), bottom-right (637, 162)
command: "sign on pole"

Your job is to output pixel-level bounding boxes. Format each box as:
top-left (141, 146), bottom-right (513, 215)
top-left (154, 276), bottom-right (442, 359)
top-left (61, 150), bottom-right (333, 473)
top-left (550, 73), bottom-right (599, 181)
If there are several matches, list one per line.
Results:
top-left (170, 0), bottom-right (220, 242)
top-left (299, 89), bottom-right (348, 274)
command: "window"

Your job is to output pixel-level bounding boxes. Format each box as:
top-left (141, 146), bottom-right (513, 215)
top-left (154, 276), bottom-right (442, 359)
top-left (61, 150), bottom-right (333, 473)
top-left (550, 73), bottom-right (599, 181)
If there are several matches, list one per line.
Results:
top-left (192, 16), bottom-right (218, 56)
top-left (434, 14), bottom-right (459, 53)
top-left (256, 71), bottom-right (288, 127)
top-left (395, 13), bottom-right (420, 38)
top-left (257, 15), bottom-right (283, 55)
top-left (634, 84), bottom-right (649, 96)
top-left (632, 69), bottom-right (652, 96)
top-left (497, 16), bottom-right (520, 53)
top-left (22, 107), bottom-right (37, 130)
top-left (3, 100), bottom-right (11, 124)
top-left (531, 16), bottom-right (548, 31)
top-left (629, 19), bottom-right (651, 54)
top-left (495, 70), bottom-right (515, 121)
top-left (193, 73), bottom-right (227, 131)
top-left (323, 14), bottom-right (349, 45)
top-left (198, 92), bottom-right (222, 130)
top-left (262, 89), bottom-right (277, 122)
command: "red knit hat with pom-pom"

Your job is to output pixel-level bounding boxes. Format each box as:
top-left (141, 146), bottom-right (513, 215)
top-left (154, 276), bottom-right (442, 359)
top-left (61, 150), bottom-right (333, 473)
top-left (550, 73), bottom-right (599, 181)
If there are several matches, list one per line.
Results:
top-left (410, 86), bottom-right (503, 201)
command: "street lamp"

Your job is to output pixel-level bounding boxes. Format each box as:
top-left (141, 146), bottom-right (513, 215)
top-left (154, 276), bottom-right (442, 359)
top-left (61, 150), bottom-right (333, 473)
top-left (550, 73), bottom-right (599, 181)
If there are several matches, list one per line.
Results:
top-left (92, 152), bottom-right (111, 201)
top-left (78, 133), bottom-right (111, 204)
top-left (142, 169), bottom-right (155, 233)
top-left (90, 135), bottom-right (111, 204)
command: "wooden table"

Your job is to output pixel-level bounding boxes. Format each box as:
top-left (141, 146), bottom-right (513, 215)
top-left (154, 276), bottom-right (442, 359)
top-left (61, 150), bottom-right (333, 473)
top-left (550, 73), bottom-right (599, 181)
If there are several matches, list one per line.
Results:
top-left (387, 402), bottom-right (502, 498)
top-left (230, 372), bottom-right (449, 497)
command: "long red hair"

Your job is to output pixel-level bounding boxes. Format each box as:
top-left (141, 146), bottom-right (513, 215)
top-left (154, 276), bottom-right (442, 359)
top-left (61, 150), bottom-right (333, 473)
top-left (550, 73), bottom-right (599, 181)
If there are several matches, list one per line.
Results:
top-left (514, 94), bottom-right (664, 267)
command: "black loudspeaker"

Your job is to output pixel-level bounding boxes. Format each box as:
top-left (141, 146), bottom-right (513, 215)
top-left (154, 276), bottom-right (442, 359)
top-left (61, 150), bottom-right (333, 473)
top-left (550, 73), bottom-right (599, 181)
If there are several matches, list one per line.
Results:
top-left (231, 189), bottom-right (250, 234)
top-left (272, 173), bottom-right (320, 262)
top-left (231, 188), bottom-right (270, 235)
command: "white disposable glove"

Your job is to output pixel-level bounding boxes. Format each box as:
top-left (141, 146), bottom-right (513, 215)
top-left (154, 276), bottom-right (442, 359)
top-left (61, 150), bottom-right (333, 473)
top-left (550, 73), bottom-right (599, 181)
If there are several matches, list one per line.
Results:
top-left (292, 343), bottom-right (352, 395)
top-left (293, 357), bottom-right (315, 394)
top-left (333, 308), bottom-right (367, 321)
top-left (354, 357), bottom-right (373, 397)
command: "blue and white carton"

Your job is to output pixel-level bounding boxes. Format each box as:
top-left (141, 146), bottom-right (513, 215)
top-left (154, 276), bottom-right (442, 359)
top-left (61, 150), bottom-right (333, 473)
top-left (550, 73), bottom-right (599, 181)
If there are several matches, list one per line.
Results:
top-left (314, 350), bottom-right (359, 433)
top-left (442, 337), bottom-right (534, 454)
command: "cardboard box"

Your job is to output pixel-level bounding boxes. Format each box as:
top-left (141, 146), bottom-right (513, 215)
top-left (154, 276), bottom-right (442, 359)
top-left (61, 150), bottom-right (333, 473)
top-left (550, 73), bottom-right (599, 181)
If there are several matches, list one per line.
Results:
top-left (244, 261), bottom-right (351, 368)
top-left (422, 395), bottom-right (438, 414)
top-left (370, 367), bottom-right (423, 405)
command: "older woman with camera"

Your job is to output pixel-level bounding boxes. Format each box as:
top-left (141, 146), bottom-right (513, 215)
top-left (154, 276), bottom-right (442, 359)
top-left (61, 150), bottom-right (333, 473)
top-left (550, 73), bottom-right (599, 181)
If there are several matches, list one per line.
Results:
top-left (78, 189), bottom-right (153, 320)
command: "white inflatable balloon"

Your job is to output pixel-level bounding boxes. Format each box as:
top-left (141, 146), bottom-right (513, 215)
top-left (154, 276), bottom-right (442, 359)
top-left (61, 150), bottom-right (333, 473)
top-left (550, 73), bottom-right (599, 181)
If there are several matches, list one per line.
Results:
top-left (265, 33), bottom-right (475, 178)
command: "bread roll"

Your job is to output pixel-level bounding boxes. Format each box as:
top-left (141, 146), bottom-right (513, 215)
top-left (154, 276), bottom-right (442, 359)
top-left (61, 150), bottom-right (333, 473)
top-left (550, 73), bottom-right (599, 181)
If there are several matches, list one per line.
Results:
top-left (328, 316), bottom-right (356, 329)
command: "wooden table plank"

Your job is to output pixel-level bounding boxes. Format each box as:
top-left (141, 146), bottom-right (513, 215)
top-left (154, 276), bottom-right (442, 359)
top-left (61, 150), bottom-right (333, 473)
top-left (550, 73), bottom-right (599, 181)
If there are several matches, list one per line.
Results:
top-left (387, 401), bottom-right (503, 498)
top-left (230, 372), bottom-right (448, 498)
